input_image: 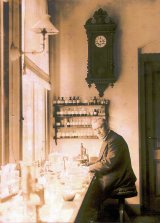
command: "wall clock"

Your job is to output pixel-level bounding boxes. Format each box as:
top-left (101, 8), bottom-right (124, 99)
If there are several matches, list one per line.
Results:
top-left (84, 8), bottom-right (117, 97)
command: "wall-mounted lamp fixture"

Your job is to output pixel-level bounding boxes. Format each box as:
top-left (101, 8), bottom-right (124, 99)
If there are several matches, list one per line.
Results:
top-left (10, 14), bottom-right (59, 61)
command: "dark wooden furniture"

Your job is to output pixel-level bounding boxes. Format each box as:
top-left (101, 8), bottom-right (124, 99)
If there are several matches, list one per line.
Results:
top-left (105, 186), bottom-right (137, 223)
top-left (84, 8), bottom-right (117, 97)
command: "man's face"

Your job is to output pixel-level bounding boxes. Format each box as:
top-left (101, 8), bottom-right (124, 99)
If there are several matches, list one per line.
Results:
top-left (92, 121), bottom-right (108, 140)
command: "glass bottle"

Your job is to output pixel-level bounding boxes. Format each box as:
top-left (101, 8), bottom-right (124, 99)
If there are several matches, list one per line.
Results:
top-left (93, 96), bottom-right (97, 105)
top-left (80, 143), bottom-right (89, 165)
top-left (61, 97), bottom-right (65, 104)
top-left (96, 97), bottom-right (100, 105)
top-left (68, 97), bottom-right (72, 104)
top-left (72, 96), bottom-right (76, 104)
top-left (53, 98), bottom-right (57, 105)
top-left (89, 97), bottom-right (93, 105)
top-left (76, 96), bottom-right (80, 104)
top-left (57, 97), bottom-right (61, 104)
top-left (93, 109), bottom-right (98, 116)
top-left (65, 97), bottom-right (68, 104)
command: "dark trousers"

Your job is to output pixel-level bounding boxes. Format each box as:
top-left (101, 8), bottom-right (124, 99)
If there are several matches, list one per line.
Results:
top-left (86, 176), bottom-right (104, 209)
top-left (75, 177), bottom-right (105, 223)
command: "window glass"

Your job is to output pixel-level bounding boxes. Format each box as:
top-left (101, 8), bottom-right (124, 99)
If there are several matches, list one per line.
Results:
top-left (22, 69), bottom-right (48, 162)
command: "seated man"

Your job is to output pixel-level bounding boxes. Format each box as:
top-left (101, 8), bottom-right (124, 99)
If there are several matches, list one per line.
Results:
top-left (82, 117), bottom-right (137, 222)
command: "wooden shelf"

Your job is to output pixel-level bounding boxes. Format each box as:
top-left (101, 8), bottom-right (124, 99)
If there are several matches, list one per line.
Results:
top-left (53, 125), bottom-right (92, 128)
top-left (53, 136), bottom-right (98, 139)
top-left (53, 99), bottom-right (109, 144)
top-left (53, 102), bottom-right (109, 106)
top-left (55, 114), bottom-right (105, 117)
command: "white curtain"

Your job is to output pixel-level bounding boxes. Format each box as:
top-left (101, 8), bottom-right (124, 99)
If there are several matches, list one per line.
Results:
top-left (22, 69), bottom-right (47, 162)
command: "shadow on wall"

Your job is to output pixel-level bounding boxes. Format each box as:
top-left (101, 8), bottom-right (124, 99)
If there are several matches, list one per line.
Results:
top-left (48, 0), bottom-right (81, 19)
top-left (101, 5), bottom-right (122, 82)
top-left (48, 0), bottom-right (122, 87)
top-left (114, 23), bottom-right (122, 82)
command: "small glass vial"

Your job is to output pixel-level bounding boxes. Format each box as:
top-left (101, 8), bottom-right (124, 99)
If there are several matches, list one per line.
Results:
top-left (56, 122), bottom-right (61, 127)
top-left (89, 97), bottom-right (93, 105)
top-left (67, 120), bottom-right (70, 127)
top-left (53, 98), bottom-right (57, 105)
top-left (61, 97), bottom-right (65, 104)
top-left (71, 109), bottom-right (75, 116)
top-left (57, 97), bottom-right (61, 104)
top-left (61, 109), bottom-right (65, 116)
top-left (57, 110), bottom-right (60, 116)
top-left (67, 108), bottom-right (71, 116)
top-left (65, 97), bottom-right (69, 104)
top-left (93, 96), bottom-right (97, 105)
top-left (101, 98), bottom-right (104, 104)
top-left (76, 96), bottom-right (80, 104)
top-left (68, 97), bottom-right (72, 104)
top-left (93, 109), bottom-right (98, 116)
top-left (72, 96), bottom-right (76, 104)
top-left (83, 108), bottom-right (87, 116)
top-left (96, 97), bottom-right (100, 105)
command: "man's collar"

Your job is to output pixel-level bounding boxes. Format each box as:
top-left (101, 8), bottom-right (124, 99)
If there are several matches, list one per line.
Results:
top-left (103, 129), bottom-right (110, 141)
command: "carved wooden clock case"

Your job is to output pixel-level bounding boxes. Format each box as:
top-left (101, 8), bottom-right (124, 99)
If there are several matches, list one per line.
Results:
top-left (84, 8), bottom-right (117, 97)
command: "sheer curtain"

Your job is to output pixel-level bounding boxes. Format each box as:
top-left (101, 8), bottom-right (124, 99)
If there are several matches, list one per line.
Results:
top-left (21, 0), bottom-right (50, 162)
top-left (22, 69), bottom-right (48, 162)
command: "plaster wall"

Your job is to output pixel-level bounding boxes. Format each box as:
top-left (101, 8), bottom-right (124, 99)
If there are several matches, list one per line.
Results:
top-left (50, 0), bottom-right (160, 206)
top-left (24, 0), bottom-right (49, 73)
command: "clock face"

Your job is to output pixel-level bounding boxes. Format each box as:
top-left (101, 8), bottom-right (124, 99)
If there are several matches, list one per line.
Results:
top-left (95, 35), bottom-right (107, 48)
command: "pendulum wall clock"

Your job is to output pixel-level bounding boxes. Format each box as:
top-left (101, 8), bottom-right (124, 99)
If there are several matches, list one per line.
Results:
top-left (84, 8), bottom-right (117, 97)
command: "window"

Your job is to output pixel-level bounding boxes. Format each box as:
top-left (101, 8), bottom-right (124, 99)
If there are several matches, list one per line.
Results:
top-left (21, 0), bottom-right (50, 162)
top-left (0, 0), bottom-right (51, 164)
top-left (22, 66), bottom-right (49, 162)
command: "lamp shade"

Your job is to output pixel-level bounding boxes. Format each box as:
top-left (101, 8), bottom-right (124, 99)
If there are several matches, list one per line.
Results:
top-left (32, 14), bottom-right (59, 35)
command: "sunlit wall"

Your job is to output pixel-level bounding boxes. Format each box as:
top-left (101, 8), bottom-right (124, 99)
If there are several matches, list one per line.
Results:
top-left (49, 0), bottom-right (160, 208)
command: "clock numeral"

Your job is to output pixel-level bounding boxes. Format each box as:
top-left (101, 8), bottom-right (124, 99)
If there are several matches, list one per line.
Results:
top-left (95, 35), bottom-right (107, 48)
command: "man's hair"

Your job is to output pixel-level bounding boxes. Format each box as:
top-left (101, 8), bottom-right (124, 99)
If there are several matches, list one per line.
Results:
top-left (91, 117), bottom-right (109, 129)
